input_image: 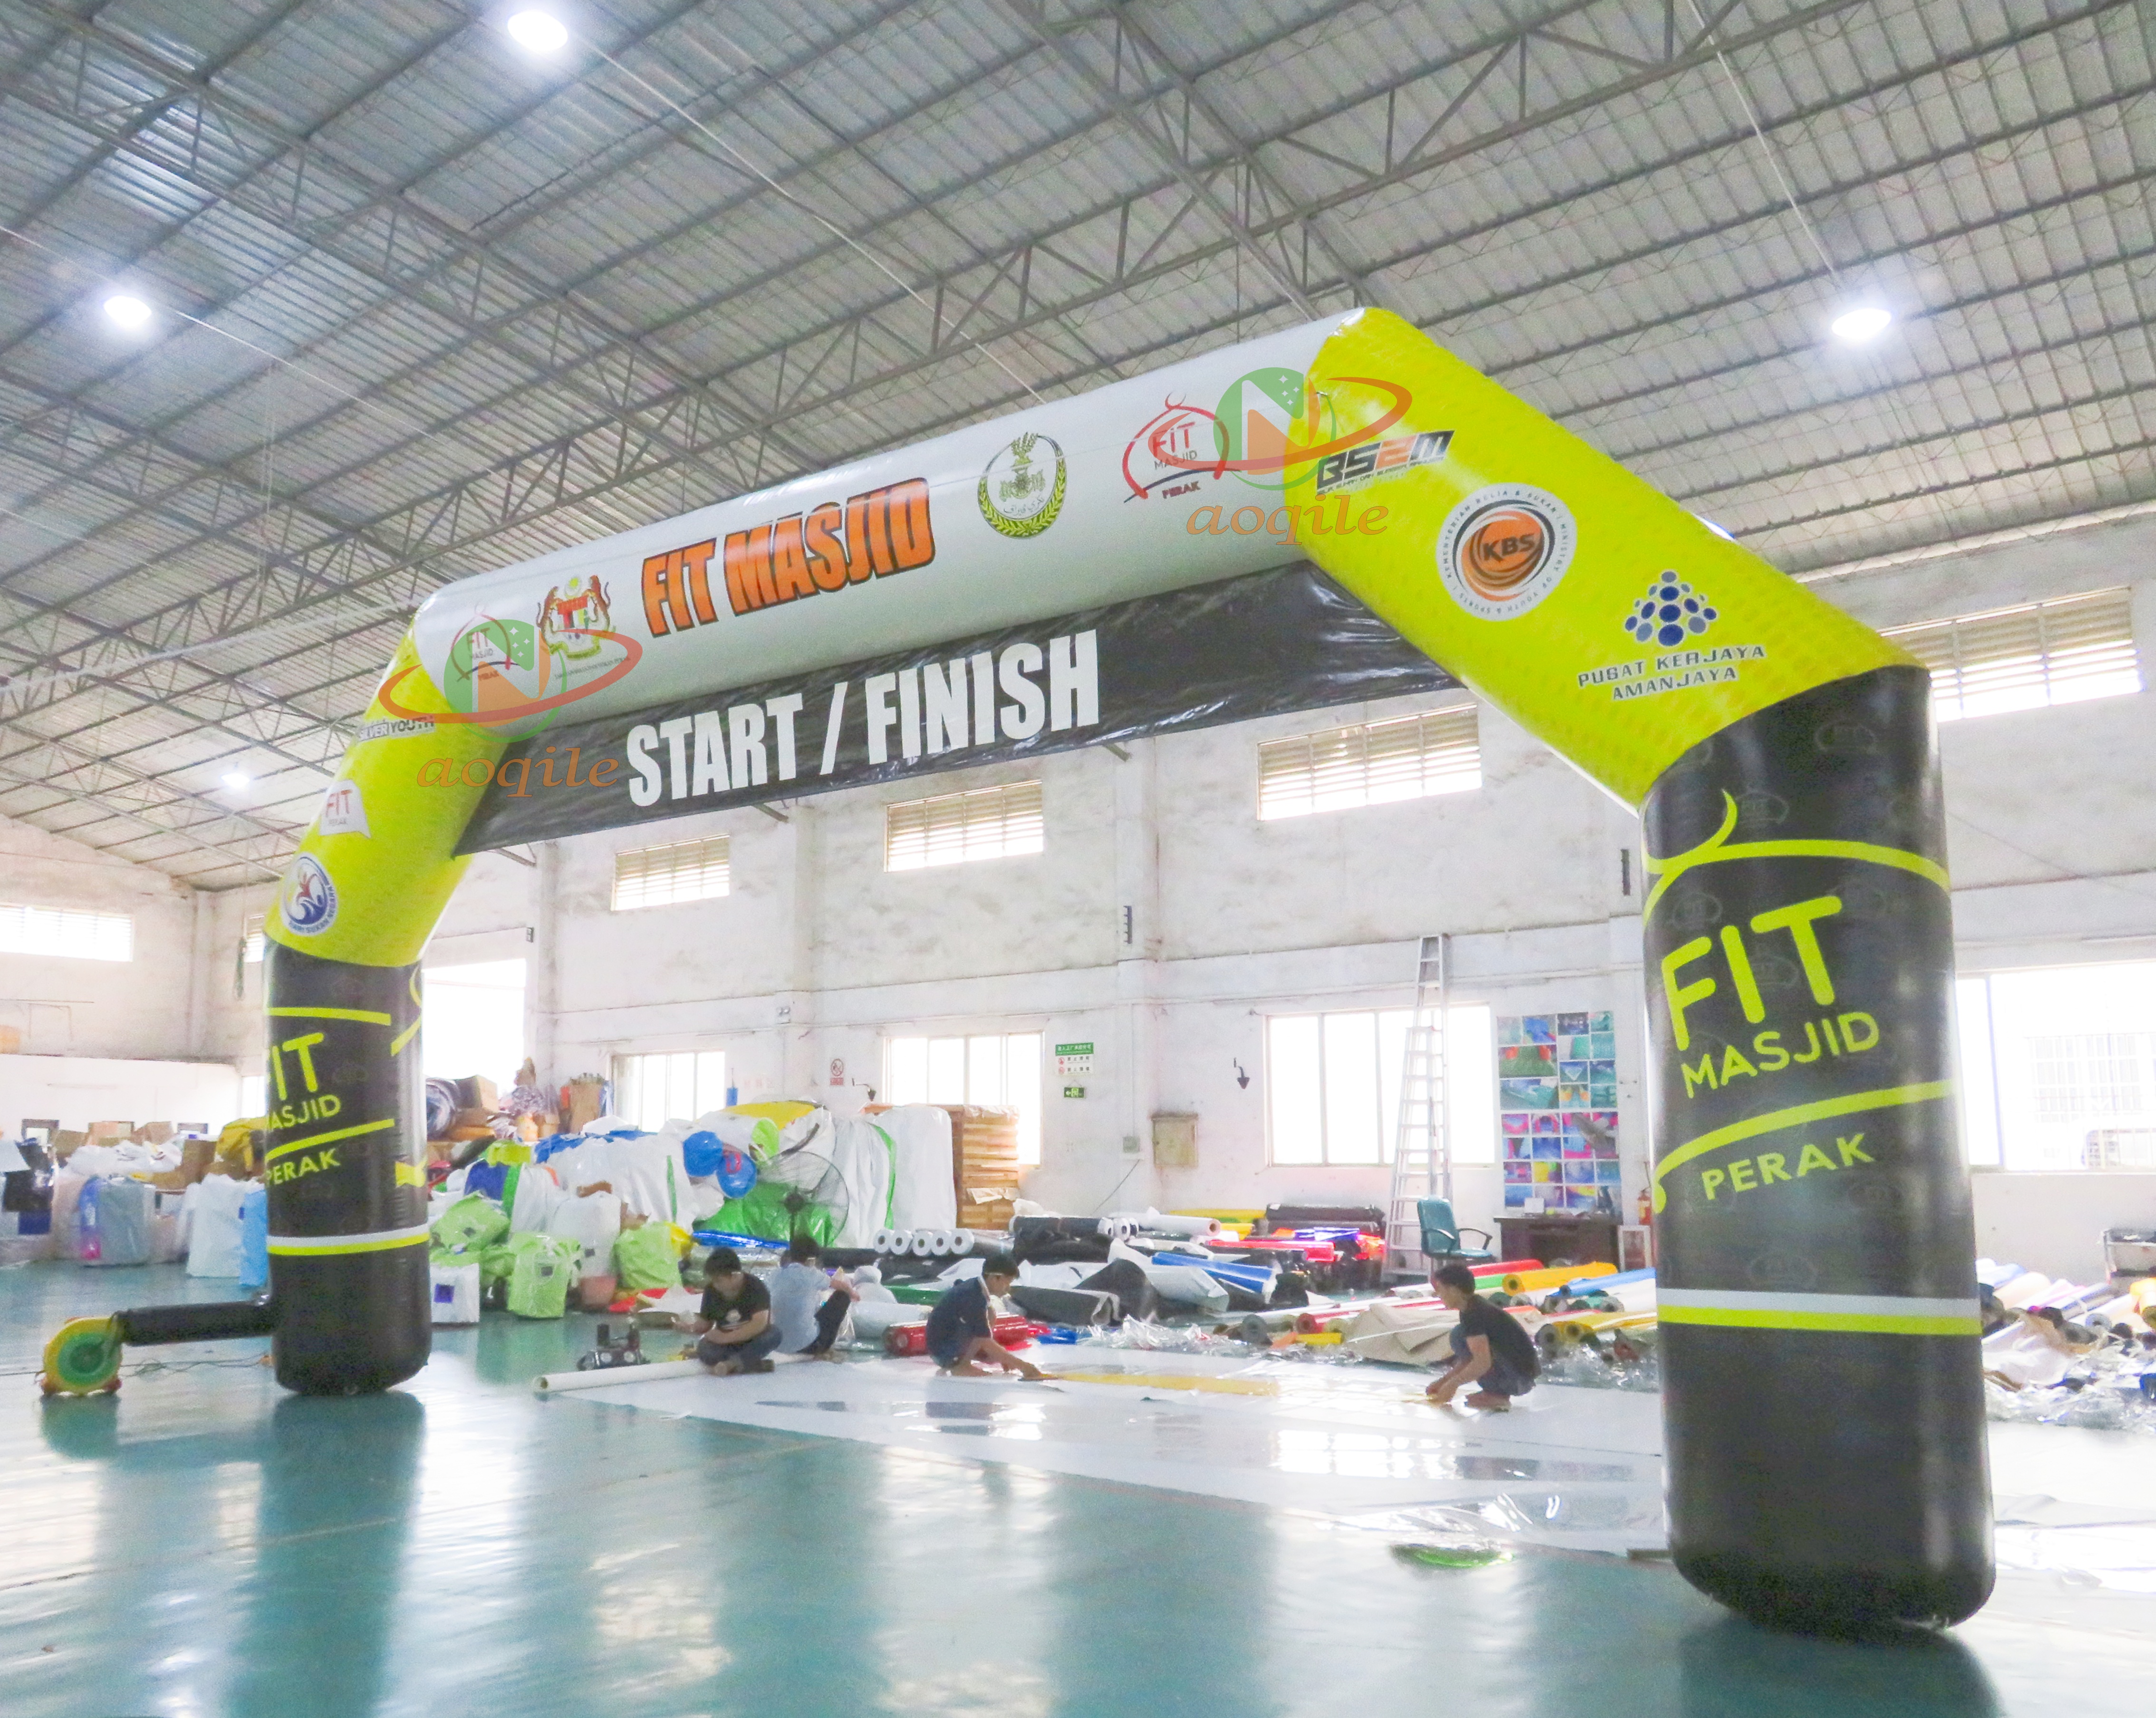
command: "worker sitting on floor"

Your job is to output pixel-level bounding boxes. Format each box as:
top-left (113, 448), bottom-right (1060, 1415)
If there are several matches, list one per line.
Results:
top-left (770, 1234), bottom-right (859, 1363)
top-left (927, 1251), bottom-right (1045, 1380)
top-left (680, 1248), bottom-right (780, 1376)
top-left (1425, 1261), bottom-right (1540, 1411)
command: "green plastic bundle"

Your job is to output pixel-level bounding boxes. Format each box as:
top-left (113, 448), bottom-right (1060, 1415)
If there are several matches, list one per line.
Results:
top-left (508, 1236), bottom-right (581, 1319)
top-left (721, 1181), bottom-right (836, 1247)
top-left (431, 1193), bottom-right (508, 1253)
top-left (613, 1222), bottom-right (683, 1292)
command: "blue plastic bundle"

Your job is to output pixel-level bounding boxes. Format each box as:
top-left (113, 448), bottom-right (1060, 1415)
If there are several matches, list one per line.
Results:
top-left (691, 1229), bottom-right (777, 1253)
top-left (1145, 1249), bottom-right (1276, 1299)
top-left (463, 1160), bottom-right (510, 1202)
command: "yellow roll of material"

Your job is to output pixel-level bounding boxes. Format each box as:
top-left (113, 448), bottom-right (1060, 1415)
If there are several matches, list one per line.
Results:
top-left (1503, 1262), bottom-right (1617, 1294)
top-left (1552, 1310), bottom-right (1659, 1344)
top-left (2131, 1279), bottom-right (2156, 1320)
top-left (1293, 1330), bottom-right (1344, 1345)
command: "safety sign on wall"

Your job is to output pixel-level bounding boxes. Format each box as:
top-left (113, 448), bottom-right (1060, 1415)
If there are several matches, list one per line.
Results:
top-left (1055, 1042), bottom-right (1095, 1080)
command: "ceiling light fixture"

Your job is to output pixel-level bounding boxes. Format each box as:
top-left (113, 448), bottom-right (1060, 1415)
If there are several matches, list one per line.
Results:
top-left (1830, 305), bottom-right (1893, 344)
top-left (505, 11), bottom-right (569, 52)
top-left (221, 770), bottom-right (250, 791)
top-left (103, 293), bottom-right (153, 329)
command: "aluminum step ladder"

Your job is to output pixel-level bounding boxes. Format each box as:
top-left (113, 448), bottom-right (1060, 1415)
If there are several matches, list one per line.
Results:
top-left (1385, 933), bottom-right (1449, 1281)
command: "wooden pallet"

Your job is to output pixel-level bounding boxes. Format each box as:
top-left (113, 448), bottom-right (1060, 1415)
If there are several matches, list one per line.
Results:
top-left (945, 1105), bottom-right (1022, 1230)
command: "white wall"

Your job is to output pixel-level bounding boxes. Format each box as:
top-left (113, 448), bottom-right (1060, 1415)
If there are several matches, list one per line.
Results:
top-left (1973, 1173), bottom-right (2156, 1283)
top-left (0, 811), bottom-right (203, 1059)
top-left (189, 510), bottom-right (2156, 1271)
top-left (0, 1054), bottom-right (239, 1134)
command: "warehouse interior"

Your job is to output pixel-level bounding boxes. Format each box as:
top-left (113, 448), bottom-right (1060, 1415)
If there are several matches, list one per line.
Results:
top-left (3, 0), bottom-right (2155, 1712)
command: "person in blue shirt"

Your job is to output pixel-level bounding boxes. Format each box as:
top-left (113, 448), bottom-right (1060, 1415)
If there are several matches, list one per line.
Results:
top-left (769, 1235), bottom-right (859, 1361)
top-left (924, 1251), bottom-right (1044, 1379)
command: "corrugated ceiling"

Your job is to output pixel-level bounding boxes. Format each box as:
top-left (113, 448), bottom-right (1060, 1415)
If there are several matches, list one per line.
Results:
top-left (0, 0), bottom-right (2149, 885)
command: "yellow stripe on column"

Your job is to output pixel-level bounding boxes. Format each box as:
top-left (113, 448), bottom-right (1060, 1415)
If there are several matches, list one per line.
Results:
top-left (267, 1224), bottom-right (431, 1257)
top-left (266, 1005), bottom-right (393, 1025)
top-left (263, 1117), bottom-right (395, 1165)
top-left (1660, 1305), bottom-right (1980, 1336)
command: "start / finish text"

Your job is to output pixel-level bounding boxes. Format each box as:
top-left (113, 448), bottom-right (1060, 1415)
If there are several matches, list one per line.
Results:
top-left (623, 630), bottom-right (1099, 806)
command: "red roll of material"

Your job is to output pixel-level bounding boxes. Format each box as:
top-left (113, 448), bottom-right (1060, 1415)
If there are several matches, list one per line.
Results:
top-left (884, 1315), bottom-right (1044, 1359)
top-left (1213, 1236), bottom-right (1341, 1265)
top-left (1468, 1258), bottom-right (1542, 1277)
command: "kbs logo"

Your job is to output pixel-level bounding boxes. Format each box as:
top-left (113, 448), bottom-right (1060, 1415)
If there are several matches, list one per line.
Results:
top-left (643, 481), bottom-right (935, 633)
top-left (1436, 484), bottom-right (1577, 621)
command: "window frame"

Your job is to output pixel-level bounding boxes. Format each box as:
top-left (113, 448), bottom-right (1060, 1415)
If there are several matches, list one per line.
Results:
top-left (1257, 702), bottom-right (1481, 822)
top-left (611, 1048), bottom-right (732, 1132)
top-left (884, 779), bottom-right (1045, 873)
top-left (611, 835), bottom-right (732, 912)
top-left (1884, 586), bottom-right (2138, 723)
top-left (1262, 1003), bottom-right (1497, 1168)
top-left (880, 1029), bottom-right (1044, 1165)
top-left (0, 901), bottom-right (134, 963)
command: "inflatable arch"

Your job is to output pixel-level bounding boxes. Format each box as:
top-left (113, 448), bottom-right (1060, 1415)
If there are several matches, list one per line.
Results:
top-left (54, 308), bottom-right (1990, 1632)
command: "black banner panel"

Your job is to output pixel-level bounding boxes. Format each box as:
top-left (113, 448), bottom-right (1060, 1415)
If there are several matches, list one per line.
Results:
top-left (454, 566), bottom-right (1455, 853)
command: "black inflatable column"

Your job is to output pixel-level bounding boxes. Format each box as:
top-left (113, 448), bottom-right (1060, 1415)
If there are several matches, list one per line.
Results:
top-left (1641, 664), bottom-right (1992, 1630)
top-left (261, 942), bottom-right (431, 1395)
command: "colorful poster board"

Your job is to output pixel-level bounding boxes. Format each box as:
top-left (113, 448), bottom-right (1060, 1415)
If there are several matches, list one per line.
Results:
top-left (1499, 1010), bottom-right (1618, 1209)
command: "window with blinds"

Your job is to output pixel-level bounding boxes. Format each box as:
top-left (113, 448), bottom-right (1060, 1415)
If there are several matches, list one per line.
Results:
top-left (242, 911), bottom-right (266, 963)
top-left (0, 901), bottom-right (133, 962)
top-left (1259, 704), bottom-right (1480, 820)
top-left (611, 836), bottom-right (731, 910)
top-left (1886, 587), bottom-right (2138, 722)
top-left (885, 780), bottom-right (1044, 871)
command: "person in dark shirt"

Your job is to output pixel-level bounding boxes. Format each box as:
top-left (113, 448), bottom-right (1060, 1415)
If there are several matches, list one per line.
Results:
top-left (924, 1252), bottom-right (1044, 1379)
top-left (1425, 1261), bottom-right (1540, 1410)
top-left (678, 1248), bottom-right (780, 1375)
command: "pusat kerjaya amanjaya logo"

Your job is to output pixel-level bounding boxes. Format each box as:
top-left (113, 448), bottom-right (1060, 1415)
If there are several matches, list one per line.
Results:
top-left (1436, 484), bottom-right (1577, 621)
top-left (1621, 575), bottom-right (1719, 647)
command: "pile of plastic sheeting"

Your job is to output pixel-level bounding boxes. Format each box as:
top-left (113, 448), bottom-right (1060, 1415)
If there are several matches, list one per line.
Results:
top-left (1993, 1494), bottom-right (2156, 1592)
top-left (1538, 1341), bottom-right (1663, 1393)
top-left (1081, 1317), bottom-right (1248, 1356)
top-left (1976, 1256), bottom-right (2156, 1426)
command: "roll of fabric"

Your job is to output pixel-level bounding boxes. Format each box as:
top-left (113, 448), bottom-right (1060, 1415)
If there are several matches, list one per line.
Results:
top-left (1111, 1209), bottom-right (1221, 1239)
top-left (927, 1230), bottom-right (953, 1257)
top-left (1503, 1262), bottom-right (1616, 1294)
top-left (1561, 1267), bottom-right (1654, 1294)
top-left (1992, 1271), bottom-right (2053, 1309)
top-left (533, 1358), bottom-right (709, 1393)
top-left (908, 1230), bottom-right (937, 1257)
top-left (845, 1300), bottom-right (923, 1340)
top-left (1468, 1257), bottom-right (1543, 1278)
top-left (872, 1228), bottom-right (895, 1254)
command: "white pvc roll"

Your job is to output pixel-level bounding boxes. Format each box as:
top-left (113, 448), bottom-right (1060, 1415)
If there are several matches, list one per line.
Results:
top-left (1116, 1209), bottom-right (1221, 1238)
top-left (1993, 1271), bottom-right (2052, 1309)
top-left (927, 1230), bottom-right (953, 1257)
top-left (909, 1230), bottom-right (936, 1257)
top-left (872, 1228), bottom-right (895, 1253)
top-left (846, 1301), bottom-right (924, 1339)
top-left (534, 1359), bottom-right (709, 1393)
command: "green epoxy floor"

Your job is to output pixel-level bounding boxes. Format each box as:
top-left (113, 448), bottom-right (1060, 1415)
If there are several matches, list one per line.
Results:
top-left (3, 1265), bottom-right (2149, 1716)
